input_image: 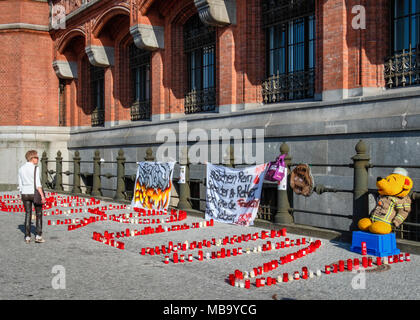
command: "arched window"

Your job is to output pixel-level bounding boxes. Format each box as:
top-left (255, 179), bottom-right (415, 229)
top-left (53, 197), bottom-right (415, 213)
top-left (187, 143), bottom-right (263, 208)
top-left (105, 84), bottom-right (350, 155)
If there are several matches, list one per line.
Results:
top-left (90, 64), bottom-right (105, 127)
top-left (262, 0), bottom-right (315, 103)
top-left (129, 43), bottom-right (151, 121)
top-left (183, 14), bottom-right (216, 114)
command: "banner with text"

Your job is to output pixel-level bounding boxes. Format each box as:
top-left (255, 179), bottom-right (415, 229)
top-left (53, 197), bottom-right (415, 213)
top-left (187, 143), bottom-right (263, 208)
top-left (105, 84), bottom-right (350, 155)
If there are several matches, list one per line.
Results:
top-left (132, 162), bottom-right (175, 210)
top-left (205, 163), bottom-right (268, 226)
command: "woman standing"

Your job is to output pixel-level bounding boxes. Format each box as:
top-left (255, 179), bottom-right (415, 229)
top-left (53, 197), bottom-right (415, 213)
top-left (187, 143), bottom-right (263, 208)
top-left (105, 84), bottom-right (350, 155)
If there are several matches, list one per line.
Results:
top-left (18, 150), bottom-right (46, 244)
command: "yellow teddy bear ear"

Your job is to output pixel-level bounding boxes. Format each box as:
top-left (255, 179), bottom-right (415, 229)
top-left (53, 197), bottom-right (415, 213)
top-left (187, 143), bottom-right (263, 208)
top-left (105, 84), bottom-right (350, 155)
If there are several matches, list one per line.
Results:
top-left (403, 177), bottom-right (413, 190)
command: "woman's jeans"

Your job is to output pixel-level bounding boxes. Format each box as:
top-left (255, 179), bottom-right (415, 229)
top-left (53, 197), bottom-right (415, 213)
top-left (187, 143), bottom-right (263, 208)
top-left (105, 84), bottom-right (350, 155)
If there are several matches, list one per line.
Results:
top-left (21, 194), bottom-right (42, 238)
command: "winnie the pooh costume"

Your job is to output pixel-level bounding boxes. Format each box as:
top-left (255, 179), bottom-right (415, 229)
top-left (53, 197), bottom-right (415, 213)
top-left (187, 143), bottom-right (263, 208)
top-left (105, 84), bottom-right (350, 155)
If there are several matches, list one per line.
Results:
top-left (358, 168), bottom-right (413, 234)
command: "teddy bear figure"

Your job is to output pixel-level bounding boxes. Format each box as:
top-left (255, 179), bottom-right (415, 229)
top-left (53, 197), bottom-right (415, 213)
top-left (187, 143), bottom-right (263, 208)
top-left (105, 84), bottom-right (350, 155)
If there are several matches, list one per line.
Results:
top-left (358, 168), bottom-right (413, 235)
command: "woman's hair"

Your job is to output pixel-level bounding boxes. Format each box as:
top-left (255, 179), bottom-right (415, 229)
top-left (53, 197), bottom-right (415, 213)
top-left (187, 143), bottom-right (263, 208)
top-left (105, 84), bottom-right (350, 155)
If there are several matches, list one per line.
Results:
top-left (25, 150), bottom-right (38, 162)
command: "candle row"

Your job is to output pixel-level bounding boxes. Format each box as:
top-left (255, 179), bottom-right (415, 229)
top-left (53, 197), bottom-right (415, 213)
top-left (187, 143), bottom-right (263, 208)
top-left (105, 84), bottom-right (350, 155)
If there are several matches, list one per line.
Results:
top-left (67, 215), bottom-right (104, 230)
top-left (229, 240), bottom-right (322, 286)
top-left (142, 228), bottom-right (287, 257)
top-left (0, 193), bottom-right (103, 213)
top-left (47, 215), bottom-right (104, 227)
top-left (106, 210), bottom-right (187, 225)
top-left (159, 237), bottom-right (310, 263)
top-left (233, 252), bottom-right (412, 289)
top-left (92, 232), bottom-right (125, 250)
top-left (93, 218), bottom-right (212, 248)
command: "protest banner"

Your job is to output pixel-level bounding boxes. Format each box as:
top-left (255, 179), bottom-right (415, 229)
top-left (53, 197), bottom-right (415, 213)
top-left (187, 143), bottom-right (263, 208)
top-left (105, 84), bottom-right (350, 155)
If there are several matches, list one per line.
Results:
top-left (205, 163), bottom-right (268, 226)
top-left (132, 162), bottom-right (175, 210)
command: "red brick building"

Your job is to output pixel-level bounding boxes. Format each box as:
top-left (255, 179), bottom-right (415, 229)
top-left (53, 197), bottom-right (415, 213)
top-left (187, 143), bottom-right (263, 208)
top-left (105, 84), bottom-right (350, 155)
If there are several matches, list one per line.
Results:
top-left (0, 0), bottom-right (394, 128)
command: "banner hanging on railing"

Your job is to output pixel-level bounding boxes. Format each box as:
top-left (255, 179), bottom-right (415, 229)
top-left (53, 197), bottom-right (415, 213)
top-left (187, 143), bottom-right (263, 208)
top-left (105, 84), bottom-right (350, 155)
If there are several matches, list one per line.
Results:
top-left (132, 162), bottom-right (175, 210)
top-left (205, 163), bottom-right (269, 226)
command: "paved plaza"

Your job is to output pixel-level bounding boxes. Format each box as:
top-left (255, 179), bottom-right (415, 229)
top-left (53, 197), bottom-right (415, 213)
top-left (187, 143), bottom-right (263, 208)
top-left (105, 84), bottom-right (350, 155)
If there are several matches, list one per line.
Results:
top-left (0, 191), bottom-right (419, 301)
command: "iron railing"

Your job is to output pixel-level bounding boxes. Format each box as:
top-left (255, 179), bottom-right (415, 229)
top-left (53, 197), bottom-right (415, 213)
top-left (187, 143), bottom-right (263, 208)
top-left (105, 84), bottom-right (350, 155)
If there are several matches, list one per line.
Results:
top-left (262, 69), bottom-right (315, 103)
top-left (91, 108), bottom-right (104, 127)
top-left (130, 100), bottom-right (151, 121)
top-left (384, 44), bottom-right (420, 89)
top-left (184, 88), bottom-right (216, 114)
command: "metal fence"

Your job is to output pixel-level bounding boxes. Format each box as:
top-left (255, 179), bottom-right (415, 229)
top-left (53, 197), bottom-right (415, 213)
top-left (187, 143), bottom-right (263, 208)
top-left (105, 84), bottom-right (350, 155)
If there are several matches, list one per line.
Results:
top-left (40, 140), bottom-right (420, 242)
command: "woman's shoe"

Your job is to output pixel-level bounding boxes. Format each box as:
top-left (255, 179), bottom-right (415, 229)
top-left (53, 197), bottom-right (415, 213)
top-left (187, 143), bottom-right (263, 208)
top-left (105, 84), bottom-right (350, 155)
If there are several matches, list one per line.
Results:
top-left (35, 236), bottom-right (45, 243)
top-left (25, 237), bottom-right (31, 244)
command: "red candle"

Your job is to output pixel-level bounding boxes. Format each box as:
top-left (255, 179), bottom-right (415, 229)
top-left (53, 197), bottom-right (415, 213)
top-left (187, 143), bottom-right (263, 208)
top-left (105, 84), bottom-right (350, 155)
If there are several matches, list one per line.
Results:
top-left (405, 253), bottom-right (411, 262)
top-left (332, 264), bottom-right (338, 273)
top-left (368, 257), bottom-right (373, 267)
top-left (245, 280), bottom-right (250, 289)
top-left (362, 257), bottom-right (368, 268)
top-left (347, 259), bottom-right (353, 271)
top-left (376, 257), bottom-right (382, 266)
top-left (325, 265), bottom-right (331, 274)
top-left (173, 253), bottom-right (178, 263)
top-left (354, 258), bottom-right (360, 270)
top-left (361, 241), bottom-right (367, 255)
top-left (229, 274), bottom-right (235, 286)
top-left (164, 256), bottom-right (169, 264)
top-left (198, 250), bottom-right (203, 261)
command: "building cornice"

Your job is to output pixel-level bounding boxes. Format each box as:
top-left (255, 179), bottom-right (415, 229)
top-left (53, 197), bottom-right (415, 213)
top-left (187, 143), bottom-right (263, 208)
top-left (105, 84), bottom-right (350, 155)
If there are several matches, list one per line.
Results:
top-left (0, 23), bottom-right (49, 32)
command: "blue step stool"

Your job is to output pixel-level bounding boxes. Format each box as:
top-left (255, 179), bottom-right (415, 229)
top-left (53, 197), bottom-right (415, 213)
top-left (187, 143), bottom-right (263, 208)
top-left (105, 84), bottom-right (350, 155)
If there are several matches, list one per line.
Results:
top-left (350, 231), bottom-right (400, 257)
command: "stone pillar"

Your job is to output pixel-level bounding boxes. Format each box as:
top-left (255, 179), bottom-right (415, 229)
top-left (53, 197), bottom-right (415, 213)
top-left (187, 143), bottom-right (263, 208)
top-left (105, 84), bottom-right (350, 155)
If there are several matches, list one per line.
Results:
top-left (177, 146), bottom-right (192, 210)
top-left (72, 151), bottom-right (82, 194)
top-left (41, 151), bottom-right (48, 189)
top-left (351, 140), bottom-right (370, 230)
top-left (114, 149), bottom-right (126, 201)
top-left (55, 151), bottom-right (63, 192)
top-left (91, 150), bottom-right (102, 197)
top-left (274, 143), bottom-right (293, 225)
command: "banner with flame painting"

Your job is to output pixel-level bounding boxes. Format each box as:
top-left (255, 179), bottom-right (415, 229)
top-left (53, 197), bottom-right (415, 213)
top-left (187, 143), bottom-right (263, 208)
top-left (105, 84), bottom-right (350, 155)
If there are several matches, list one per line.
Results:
top-left (132, 162), bottom-right (175, 210)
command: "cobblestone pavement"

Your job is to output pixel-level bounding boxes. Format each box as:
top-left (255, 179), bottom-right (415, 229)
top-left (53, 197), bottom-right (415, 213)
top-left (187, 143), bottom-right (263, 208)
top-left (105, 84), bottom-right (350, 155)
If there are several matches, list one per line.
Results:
top-left (0, 191), bottom-right (419, 301)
